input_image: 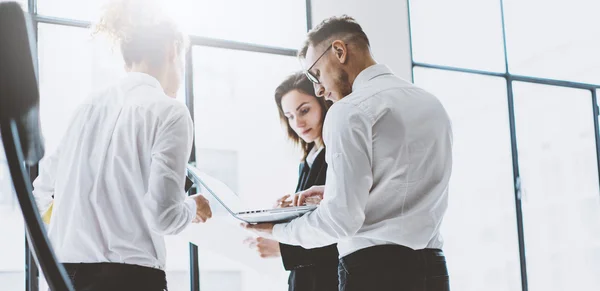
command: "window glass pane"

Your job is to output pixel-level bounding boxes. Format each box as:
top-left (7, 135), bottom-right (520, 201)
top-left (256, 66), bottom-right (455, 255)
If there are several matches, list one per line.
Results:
top-left (38, 24), bottom-right (124, 154)
top-left (192, 46), bottom-right (302, 290)
top-left (513, 83), bottom-right (600, 291)
top-left (37, 0), bottom-right (105, 21)
top-left (413, 68), bottom-right (521, 291)
top-left (164, 236), bottom-right (191, 291)
top-left (0, 142), bottom-right (26, 291)
top-left (38, 0), bottom-right (307, 49)
top-left (170, 0), bottom-right (307, 48)
top-left (409, 0), bottom-right (505, 72)
top-left (504, 0), bottom-right (600, 84)
top-left (38, 23), bottom-right (186, 155)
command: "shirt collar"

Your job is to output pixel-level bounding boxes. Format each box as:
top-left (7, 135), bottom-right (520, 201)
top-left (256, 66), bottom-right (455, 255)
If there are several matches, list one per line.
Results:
top-left (352, 64), bottom-right (393, 92)
top-left (123, 72), bottom-right (163, 91)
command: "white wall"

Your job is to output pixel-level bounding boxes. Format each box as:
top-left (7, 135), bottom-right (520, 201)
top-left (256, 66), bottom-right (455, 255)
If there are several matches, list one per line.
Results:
top-left (310, 0), bottom-right (413, 82)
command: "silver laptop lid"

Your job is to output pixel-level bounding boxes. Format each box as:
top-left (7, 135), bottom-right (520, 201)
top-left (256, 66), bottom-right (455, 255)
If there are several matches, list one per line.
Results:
top-left (186, 164), bottom-right (243, 215)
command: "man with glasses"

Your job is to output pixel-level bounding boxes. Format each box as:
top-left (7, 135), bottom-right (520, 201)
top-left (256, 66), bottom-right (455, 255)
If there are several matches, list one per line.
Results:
top-left (245, 15), bottom-right (453, 291)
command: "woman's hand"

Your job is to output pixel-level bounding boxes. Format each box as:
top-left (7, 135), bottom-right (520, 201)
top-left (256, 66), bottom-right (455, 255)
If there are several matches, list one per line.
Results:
top-left (273, 194), bottom-right (293, 208)
top-left (243, 237), bottom-right (281, 258)
top-left (293, 185), bottom-right (325, 206)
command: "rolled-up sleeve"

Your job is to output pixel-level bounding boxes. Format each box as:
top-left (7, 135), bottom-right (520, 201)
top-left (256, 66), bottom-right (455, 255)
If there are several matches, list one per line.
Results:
top-left (273, 103), bottom-right (373, 249)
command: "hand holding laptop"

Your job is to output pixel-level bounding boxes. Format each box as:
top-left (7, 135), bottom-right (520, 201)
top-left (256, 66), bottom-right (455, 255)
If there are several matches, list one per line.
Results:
top-left (242, 186), bottom-right (326, 237)
top-left (190, 193), bottom-right (212, 223)
top-left (187, 164), bottom-right (316, 224)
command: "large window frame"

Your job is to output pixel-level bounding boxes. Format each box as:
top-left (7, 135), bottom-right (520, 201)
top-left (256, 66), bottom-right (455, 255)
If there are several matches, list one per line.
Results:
top-left (20, 0), bottom-right (313, 290)
top-left (407, 1), bottom-right (600, 291)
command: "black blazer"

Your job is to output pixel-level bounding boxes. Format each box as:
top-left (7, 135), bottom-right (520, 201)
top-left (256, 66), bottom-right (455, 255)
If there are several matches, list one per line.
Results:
top-left (279, 149), bottom-right (339, 270)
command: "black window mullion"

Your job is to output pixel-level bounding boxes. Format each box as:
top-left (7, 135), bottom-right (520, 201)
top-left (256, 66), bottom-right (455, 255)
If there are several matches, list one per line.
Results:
top-left (25, 232), bottom-right (38, 291)
top-left (407, 0), bottom-right (415, 83)
top-left (498, 0), bottom-right (529, 290)
top-left (591, 89), bottom-right (600, 199)
top-left (184, 49), bottom-right (201, 291)
top-left (26, 0), bottom-right (39, 290)
top-left (26, 165), bottom-right (40, 291)
top-left (503, 77), bottom-right (529, 291)
top-left (27, 0), bottom-right (36, 15)
top-left (305, 0), bottom-right (312, 31)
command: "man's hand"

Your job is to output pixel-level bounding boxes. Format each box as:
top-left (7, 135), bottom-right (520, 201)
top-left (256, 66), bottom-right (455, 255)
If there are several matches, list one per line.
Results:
top-left (293, 185), bottom-right (325, 206)
top-left (241, 222), bottom-right (275, 239)
top-left (190, 194), bottom-right (212, 223)
top-left (273, 194), bottom-right (292, 208)
top-left (243, 237), bottom-right (281, 258)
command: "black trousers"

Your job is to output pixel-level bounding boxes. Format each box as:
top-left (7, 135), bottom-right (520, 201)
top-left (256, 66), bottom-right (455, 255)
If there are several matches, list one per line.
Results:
top-left (338, 245), bottom-right (450, 291)
top-left (288, 263), bottom-right (339, 291)
top-left (62, 263), bottom-right (167, 291)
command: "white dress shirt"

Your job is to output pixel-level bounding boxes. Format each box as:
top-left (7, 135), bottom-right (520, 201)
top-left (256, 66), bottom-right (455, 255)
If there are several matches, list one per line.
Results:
top-left (33, 72), bottom-right (196, 270)
top-left (273, 64), bottom-right (453, 257)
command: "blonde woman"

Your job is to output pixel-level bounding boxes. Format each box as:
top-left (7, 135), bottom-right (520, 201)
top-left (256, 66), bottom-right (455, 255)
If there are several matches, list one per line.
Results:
top-left (32, 1), bottom-right (211, 290)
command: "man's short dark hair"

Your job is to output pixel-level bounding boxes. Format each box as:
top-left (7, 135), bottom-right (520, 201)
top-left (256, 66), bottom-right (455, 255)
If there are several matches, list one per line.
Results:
top-left (299, 15), bottom-right (370, 59)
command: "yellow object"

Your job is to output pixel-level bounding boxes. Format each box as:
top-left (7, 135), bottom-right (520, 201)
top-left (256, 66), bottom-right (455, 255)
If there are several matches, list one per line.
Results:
top-left (42, 201), bottom-right (53, 224)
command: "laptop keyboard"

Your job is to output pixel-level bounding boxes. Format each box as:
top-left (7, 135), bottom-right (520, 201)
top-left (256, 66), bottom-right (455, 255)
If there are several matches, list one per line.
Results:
top-left (236, 209), bottom-right (270, 215)
top-left (236, 206), bottom-right (316, 215)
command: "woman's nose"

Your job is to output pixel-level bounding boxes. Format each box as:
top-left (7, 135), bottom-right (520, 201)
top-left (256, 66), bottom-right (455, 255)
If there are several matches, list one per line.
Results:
top-left (294, 116), bottom-right (306, 128)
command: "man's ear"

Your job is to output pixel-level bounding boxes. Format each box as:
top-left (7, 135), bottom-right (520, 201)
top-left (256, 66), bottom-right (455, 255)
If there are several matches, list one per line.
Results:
top-left (331, 39), bottom-right (348, 64)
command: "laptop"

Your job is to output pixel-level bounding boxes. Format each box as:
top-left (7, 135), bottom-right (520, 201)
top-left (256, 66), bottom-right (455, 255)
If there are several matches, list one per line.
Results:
top-left (186, 165), bottom-right (316, 224)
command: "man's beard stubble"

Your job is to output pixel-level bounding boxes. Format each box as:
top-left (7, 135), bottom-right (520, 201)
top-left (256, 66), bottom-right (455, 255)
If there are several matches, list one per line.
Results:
top-left (337, 69), bottom-right (353, 98)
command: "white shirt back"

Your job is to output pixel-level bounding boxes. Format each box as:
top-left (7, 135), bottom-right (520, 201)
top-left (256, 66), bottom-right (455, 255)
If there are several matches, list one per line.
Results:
top-left (33, 72), bottom-right (196, 269)
top-left (273, 64), bottom-right (453, 257)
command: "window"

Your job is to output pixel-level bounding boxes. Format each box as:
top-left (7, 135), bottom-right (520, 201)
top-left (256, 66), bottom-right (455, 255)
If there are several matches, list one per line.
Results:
top-left (513, 83), bottom-right (600, 291)
top-left (409, 0), bottom-right (506, 72)
top-left (192, 47), bottom-right (300, 205)
top-left (0, 142), bottom-right (26, 291)
top-left (37, 0), bottom-right (307, 49)
top-left (191, 46), bottom-right (302, 291)
top-left (414, 68), bottom-right (521, 291)
top-left (503, 0), bottom-right (600, 84)
top-left (37, 0), bottom-right (105, 21)
top-left (409, 1), bottom-right (600, 290)
top-left (164, 236), bottom-right (192, 291)
top-left (169, 0), bottom-right (307, 48)
top-left (14, 0), bottom-right (309, 290)
top-left (38, 23), bottom-right (124, 154)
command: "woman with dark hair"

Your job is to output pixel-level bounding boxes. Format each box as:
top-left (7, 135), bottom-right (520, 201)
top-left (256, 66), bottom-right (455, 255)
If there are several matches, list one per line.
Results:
top-left (245, 72), bottom-right (338, 291)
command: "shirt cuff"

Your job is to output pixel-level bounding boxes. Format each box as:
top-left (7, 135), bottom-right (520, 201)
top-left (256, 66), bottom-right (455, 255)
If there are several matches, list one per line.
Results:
top-left (272, 222), bottom-right (290, 244)
top-left (184, 197), bottom-right (197, 223)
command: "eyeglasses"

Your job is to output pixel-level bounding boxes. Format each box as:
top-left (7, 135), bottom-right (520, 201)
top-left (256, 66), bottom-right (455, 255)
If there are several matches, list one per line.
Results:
top-left (304, 43), bottom-right (332, 85)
